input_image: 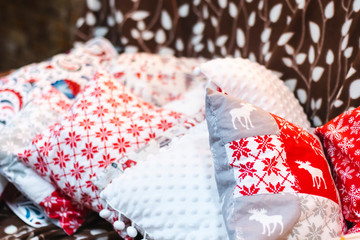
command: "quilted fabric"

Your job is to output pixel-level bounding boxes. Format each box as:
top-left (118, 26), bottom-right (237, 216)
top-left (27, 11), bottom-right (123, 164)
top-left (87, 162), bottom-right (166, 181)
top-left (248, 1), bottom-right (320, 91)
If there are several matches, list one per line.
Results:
top-left (99, 121), bottom-right (228, 240)
top-left (198, 58), bottom-right (311, 130)
top-left (205, 89), bottom-right (344, 239)
top-left (0, 86), bottom-right (87, 235)
top-left (110, 52), bottom-right (205, 106)
top-left (315, 107), bottom-right (360, 231)
top-left (18, 71), bottom-right (187, 231)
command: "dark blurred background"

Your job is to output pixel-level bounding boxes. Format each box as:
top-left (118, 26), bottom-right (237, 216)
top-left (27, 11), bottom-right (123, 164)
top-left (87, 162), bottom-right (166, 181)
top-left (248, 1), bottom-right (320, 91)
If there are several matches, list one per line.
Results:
top-left (0, 0), bottom-right (85, 72)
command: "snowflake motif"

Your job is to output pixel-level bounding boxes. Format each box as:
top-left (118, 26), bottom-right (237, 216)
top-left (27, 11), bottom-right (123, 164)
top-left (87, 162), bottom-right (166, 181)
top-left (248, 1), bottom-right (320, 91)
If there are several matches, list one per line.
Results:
top-left (56, 100), bottom-right (70, 110)
top-left (237, 184), bottom-right (260, 196)
top-left (18, 149), bottom-right (32, 163)
top-left (90, 86), bottom-right (104, 98)
top-left (169, 111), bottom-right (182, 119)
top-left (139, 113), bottom-right (154, 123)
top-left (76, 99), bottom-right (92, 110)
top-left (121, 110), bottom-right (135, 118)
top-left (254, 135), bottom-right (275, 153)
top-left (34, 156), bottom-right (48, 174)
top-left (65, 131), bottom-right (81, 148)
top-left (119, 93), bottom-right (133, 103)
top-left (338, 137), bottom-right (355, 154)
top-left (324, 119), bottom-right (349, 142)
top-left (229, 139), bottom-right (251, 159)
top-left (79, 118), bottom-right (95, 130)
top-left (85, 180), bottom-right (98, 192)
top-left (262, 157), bottom-right (281, 176)
top-left (95, 128), bottom-right (112, 142)
top-left (70, 162), bottom-right (86, 180)
top-left (42, 196), bottom-right (57, 208)
top-left (109, 116), bottom-right (124, 127)
top-left (313, 197), bottom-right (328, 218)
top-left (106, 97), bottom-right (120, 108)
top-left (265, 182), bottom-right (285, 193)
top-left (92, 105), bottom-right (109, 117)
top-left (81, 142), bottom-right (99, 160)
top-left (53, 151), bottom-right (70, 168)
top-left (98, 153), bottom-right (116, 168)
top-left (63, 182), bottom-right (77, 197)
top-left (157, 119), bottom-right (173, 131)
top-left (231, 161), bottom-right (256, 179)
top-left (127, 124), bottom-right (144, 137)
top-left (344, 185), bottom-right (360, 207)
top-left (103, 80), bottom-right (118, 90)
top-left (305, 222), bottom-right (324, 240)
top-left (339, 166), bottom-right (355, 183)
top-left (113, 137), bottom-right (131, 154)
top-left (39, 141), bottom-right (53, 157)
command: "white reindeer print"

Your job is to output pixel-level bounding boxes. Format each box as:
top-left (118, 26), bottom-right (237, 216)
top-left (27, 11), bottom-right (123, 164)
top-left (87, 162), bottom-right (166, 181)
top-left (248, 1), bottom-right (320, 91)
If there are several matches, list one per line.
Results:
top-left (248, 208), bottom-right (284, 237)
top-left (229, 103), bottom-right (256, 130)
top-left (295, 161), bottom-right (327, 189)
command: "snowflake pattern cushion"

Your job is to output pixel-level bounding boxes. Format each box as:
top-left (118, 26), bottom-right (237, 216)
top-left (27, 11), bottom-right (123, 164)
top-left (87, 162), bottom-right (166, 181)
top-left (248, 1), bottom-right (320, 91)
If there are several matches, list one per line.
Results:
top-left (110, 52), bottom-right (205, 106)
top-left (18, 70), bottom-right (187, 237)
top-left (0, 86), bottom-right (87, 235)
top-left (198, 57), bottom-right (311, 130)
top-left (315, 107), bottom-right (360, 231)
top-left (206, 89), bottom-right (344, 239)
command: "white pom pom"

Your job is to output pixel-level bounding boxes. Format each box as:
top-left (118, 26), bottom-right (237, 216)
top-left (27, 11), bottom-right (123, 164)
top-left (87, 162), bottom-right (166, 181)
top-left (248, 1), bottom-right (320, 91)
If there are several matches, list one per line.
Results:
top-left (127, 226), bottom-right (138, 238)
top-left (113, 220), bottom-right (125, 230)
top-left (99, 209), bottom-right (111, 219)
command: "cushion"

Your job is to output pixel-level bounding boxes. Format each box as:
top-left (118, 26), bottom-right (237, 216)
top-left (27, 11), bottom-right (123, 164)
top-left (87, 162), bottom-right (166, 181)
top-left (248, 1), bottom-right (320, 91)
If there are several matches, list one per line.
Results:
top-left (0, 86), bottom-right (87, 235)
top-left (205, 88), bottom-right (344, 239)
top-left (315, 107), bottom-right (360, 231)
top-left (110, 52), bottom-right (205, 106)
top-left (99, 121), bottom-right (228, 239)
top-left (18, 70), bottom-right (188, 236)
top-left (198, 57), bottom-right (311, 130)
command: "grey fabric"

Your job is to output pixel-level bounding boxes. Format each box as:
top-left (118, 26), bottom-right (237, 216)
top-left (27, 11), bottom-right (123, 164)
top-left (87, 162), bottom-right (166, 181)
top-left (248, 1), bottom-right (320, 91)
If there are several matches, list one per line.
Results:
top-left (226, 194), bottom-right (301, 240)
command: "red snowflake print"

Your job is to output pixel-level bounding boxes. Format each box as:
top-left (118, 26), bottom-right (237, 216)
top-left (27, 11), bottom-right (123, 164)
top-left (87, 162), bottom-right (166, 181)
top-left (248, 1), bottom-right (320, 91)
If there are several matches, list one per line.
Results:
top-left (79, 118), bottom-right (95, 130)
top-left (34, 157), bottom-right (48, 174)
top-left (18, 149), bottom-right (32, 163)
top-left (157, 120), bottom-right (173, 131)
top-left (53, 126), bottom-right (64, 137)
top-left (50, 170), bottom-right (61, 183)
top-left (254, 135), bottom-right (276, 153)
top-left (90, 86), bottom-right (104, 98)
top-left (119, 93), bottom-right (133, 103)
top-left (39, 142), bottom-right (53, 157)
top-left (81, 142), bottom-right (99, 160)
top-left (110, 116), bottom-right (124, 127)
top-left (229, 139), bottom-right (251, 159)
top-left (104, 80), bottom-right (118, 90)
top-left (93, 105), bottom-right (109, 117)
top-left (98, 153), bottom-right (116, 168)
top-left (237, 184), bottom-right (260, 196)
top-left (32, 134), bottom-right (43, 144)
top-left (106, 97), bottom-right (120, 108)
top-left (53, 150), bottom-right (70, 168)
top-left (113, 137), bottom-right (131, 154)
top-left (85, 180), bottom-right (98, 192)
top-left (70, 162), bottom-right (86, 180)
top-left (80, 192), bottom-right (93, 207)
top-left (139, 113), bottom-right (154, 123)
top-left (127, 124), bottom-right (144, 137)
top-left (121, 110), bottom-right (135, 118)
top-left (169, 111), bottom-right (182, 119)
top-left (77, 99), bottom-right (92, 110)
top-left (63, 182), bottom-right (77, 197)
top-left (231, 161), bottom-right (257, 179)
top-left (95, 128), bottom-right (112, 142)
top-left (266, 182), bottom-right (285, 193)
top-left (65, 131), bottom-right (81, 148)
top-left (262, 157), bottom-right (281, 176)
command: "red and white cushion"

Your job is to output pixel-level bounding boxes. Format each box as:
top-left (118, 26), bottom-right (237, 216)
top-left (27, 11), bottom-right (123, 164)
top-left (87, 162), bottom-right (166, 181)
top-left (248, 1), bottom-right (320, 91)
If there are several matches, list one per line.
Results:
top-left (316, 107), bottom-right (360, 232)
top-left (18, 70), bottom-right (188, 236)
top-left (205, 89), bottom-right (344, 239)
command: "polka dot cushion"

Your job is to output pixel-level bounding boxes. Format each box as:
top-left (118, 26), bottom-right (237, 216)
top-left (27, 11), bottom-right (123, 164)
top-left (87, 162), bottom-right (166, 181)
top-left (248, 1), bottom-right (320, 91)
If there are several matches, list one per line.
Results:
top-left (99, 121), bottom-right (228, 239)
top-left (198, 57), bottom-right (311, 130)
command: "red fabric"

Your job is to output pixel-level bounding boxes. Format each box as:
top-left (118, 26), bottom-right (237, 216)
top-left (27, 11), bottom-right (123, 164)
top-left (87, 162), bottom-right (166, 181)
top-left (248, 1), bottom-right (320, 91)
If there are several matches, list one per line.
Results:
top-left (39, 190), bottom-right (87, 235)
top-left (316, 107), bottom-right (360, 224)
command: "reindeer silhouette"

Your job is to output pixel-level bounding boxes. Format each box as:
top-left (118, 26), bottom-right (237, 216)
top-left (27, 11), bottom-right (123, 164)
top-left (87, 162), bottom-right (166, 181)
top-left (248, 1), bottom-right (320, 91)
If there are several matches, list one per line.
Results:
top-left (248, 208), bottom-right (284, 237)
top-left (229, 103), bottom-right (256, 130)
top-left (295, 161), bottom-right (327, 189)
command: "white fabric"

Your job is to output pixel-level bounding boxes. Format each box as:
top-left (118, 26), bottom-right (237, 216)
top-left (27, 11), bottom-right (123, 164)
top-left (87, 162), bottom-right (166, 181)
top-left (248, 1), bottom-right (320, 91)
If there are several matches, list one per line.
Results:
top-left (101, 122), bottom-right (228, 240)
top-left (199, 58), bottom-right (311, 130)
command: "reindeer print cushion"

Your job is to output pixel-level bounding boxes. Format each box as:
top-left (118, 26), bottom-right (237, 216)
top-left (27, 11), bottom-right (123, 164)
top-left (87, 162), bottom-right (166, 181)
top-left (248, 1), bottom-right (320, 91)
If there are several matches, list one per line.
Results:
top-left (205, 89), bottom-right (344, 239)
top-left (315, 107), bottom-right (360, 231)
top-left (198, 58), bottom-right (311, 130)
